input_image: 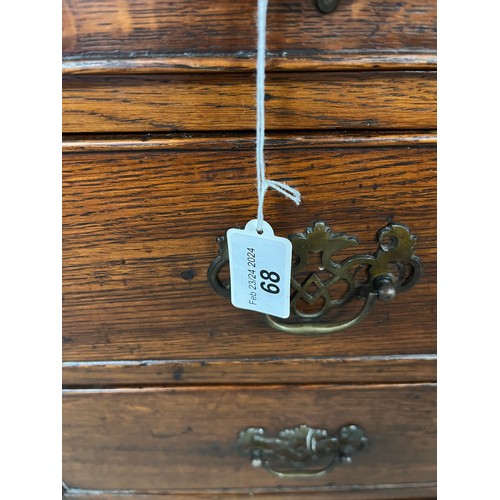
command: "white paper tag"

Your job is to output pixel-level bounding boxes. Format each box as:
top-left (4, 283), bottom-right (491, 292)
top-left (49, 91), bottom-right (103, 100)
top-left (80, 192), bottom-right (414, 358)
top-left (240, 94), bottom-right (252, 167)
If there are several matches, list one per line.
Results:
top-left (227, 219), bottom-right (292, 318)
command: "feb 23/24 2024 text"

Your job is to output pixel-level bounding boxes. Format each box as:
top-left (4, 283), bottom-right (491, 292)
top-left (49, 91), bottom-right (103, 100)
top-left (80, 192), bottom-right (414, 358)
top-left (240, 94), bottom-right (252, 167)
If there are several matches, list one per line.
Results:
top-left (227, 220), bottom-right (292, 319)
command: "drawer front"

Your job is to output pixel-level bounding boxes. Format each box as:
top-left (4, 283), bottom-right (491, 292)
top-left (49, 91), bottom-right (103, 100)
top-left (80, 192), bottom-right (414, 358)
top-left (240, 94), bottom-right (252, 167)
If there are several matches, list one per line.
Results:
top-left (63, 71), bottom-right (436, 133)
top-left (63, 133), bottom-right (436, 363)
top-left (63, 0), bottom-right (436, 64)
top-left (63, 384), bottom-right (436, 491)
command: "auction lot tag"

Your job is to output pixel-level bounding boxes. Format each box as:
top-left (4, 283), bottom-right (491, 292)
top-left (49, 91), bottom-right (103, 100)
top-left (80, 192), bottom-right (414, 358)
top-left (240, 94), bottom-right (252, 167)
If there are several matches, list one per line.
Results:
top-left (227, 219), bottom-right (292, 318)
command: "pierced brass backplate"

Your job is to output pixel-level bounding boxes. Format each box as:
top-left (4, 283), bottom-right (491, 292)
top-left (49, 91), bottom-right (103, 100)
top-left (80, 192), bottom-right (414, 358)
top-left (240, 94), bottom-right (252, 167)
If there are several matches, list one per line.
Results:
top-left (207, 221), bottom-right (422, 335)
top-left (237, 423), bottom-right (367, 478)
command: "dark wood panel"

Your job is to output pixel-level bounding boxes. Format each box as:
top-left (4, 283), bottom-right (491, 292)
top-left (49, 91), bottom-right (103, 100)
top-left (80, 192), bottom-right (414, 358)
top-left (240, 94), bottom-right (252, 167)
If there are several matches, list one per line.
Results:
top-left (62, 354), bottom-right (436, 387)
top-left (62, 72), bottom-right (436, 133)
top-left (63, 384), bottom-right (436, 490)
top-left (62, 134), bottom-right (436, 362)
top-left (62, 0), bottom-right (436, 60)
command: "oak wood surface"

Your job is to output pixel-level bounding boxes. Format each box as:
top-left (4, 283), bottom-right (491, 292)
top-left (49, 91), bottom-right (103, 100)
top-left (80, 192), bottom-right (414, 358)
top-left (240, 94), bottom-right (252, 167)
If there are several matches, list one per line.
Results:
top-left (63, 0), bottom-right (436, 58)
top-left (62, 354), bottom-right (436, 387)
top-left (63, 71), bottom-right (436, 133)
top-left (62, 0), bottom-right (436, 62)
top-left (62, 131), bottom-right (437, 152)
top-left (63, 54), bottom-right (437, 75)
top-left (63, 133), bottom-right (436, 363)
top-left (62, 2), bottom-right (437, 497)
top-left (63, 384), bottom-right (436, 491)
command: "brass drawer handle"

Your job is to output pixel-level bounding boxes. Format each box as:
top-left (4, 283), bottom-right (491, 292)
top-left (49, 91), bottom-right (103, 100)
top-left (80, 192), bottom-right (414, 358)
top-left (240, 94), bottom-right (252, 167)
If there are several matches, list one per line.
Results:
top-left (237, 423), bottom-right (367, 478)
top-left (208, 221), bottom-right (422, 335)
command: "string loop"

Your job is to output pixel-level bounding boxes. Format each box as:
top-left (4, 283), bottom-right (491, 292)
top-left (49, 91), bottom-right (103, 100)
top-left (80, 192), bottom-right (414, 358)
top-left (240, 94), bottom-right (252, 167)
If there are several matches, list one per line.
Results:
top-left (256, 0), bottom-right (301, 232)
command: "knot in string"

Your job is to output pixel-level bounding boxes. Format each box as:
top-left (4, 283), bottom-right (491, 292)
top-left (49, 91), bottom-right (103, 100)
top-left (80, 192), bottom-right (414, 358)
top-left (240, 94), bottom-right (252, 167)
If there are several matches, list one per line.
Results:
top-left (256, 0), bottom-right (301, 233)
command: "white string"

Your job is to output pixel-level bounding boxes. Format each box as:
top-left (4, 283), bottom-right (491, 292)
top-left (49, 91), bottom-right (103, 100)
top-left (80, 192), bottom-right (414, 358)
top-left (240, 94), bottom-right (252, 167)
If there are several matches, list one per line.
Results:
top-left (256, 0), bottom-right (301, 233)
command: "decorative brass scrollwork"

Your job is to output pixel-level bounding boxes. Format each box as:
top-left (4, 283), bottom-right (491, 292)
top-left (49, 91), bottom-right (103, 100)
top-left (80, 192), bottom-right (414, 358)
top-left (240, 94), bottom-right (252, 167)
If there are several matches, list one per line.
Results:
top-left (237, 423), bottom-right (367, 478)
top-left (207, 221), bottom-right (422, 335)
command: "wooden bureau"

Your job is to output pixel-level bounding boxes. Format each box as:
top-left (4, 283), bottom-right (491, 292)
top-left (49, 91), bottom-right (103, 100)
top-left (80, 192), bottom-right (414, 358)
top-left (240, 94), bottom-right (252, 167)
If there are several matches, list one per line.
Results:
top-left (62, 1), bottom-right (436, 498)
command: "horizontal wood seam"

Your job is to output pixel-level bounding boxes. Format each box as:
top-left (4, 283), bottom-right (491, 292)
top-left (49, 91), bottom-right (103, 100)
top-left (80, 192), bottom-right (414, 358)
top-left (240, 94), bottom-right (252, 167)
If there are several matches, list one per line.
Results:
top-left (63, 382), bottom-right (437, 394)
top-left (63, 381), bottom-right (437, 389)
top-left (62, 54), bottom-right (437, 75)
top-left (63, 481), bottom-right (438, 496)
top-left (63, 355), bottom-right (436, 388)
top-left (63, 130), bottom-right (437, 139)
top-left (62, 132), bottom-right (437, 153)
top-left (63, 354), bottom-right (437, 368)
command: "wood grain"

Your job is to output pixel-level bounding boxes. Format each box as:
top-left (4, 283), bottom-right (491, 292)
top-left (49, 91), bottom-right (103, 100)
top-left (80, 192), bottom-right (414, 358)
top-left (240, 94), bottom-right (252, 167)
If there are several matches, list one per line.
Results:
top-left (63, 384), bottom-right (436, 490)
top-left (62, 354), bottom-right (436, 387)
top-left (63, 54), bottom-right (437, 75)
top-left (62, 0), bottom-right (436, 61)
top-left (62, 131), bottom-right (438, 153)
top-left (62, 2), bottom-right (437, 497)
top-left (63, 489), bottom-right (437, 499)
top-left (62, 133), bottom-right (436, 363)
top-left (63, 71), bottom-right (436, 133)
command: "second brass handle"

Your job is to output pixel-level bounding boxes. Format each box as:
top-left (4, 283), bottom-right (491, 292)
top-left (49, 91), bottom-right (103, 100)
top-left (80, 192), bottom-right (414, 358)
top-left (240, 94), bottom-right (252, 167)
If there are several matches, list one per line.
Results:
top-left (237, 423), bottom-right (368, 478)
